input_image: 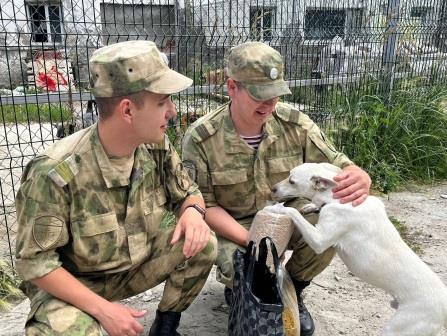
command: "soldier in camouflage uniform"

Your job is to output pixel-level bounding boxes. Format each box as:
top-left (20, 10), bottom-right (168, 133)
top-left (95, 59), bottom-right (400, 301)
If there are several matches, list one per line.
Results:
top-left (182, 41), bottom-right (371, 336)
top-left (15, 40), bottom-right (217, 336)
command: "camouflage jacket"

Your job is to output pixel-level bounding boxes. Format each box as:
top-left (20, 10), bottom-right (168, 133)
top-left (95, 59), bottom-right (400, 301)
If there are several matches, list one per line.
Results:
top-left (182, 102), bottom-right (353, 223)
top-left (15, 125), bottom-right (200, 281)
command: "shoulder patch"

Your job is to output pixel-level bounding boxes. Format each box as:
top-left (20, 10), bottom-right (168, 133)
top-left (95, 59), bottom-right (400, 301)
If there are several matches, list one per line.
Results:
top-left (33, 215), bottom-right (64, 250)
top-left (275, 103), bottom-right (301, 125)
top-left (187, 103), bottom-right (227, 142)
top-left (288, 108), bottom-right (301, 124)
top-left (192, 121), bottom-right (218, 142)
top-left (47, 155), bottom-right (79, 187)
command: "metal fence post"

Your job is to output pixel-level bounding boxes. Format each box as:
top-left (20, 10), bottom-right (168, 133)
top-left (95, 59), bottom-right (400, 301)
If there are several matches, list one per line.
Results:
top-left (381, 0), bottom-right (401, 99)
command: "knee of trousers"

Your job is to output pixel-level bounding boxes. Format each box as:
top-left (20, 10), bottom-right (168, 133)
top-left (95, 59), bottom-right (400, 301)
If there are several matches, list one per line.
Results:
top-left (26, 296), bottom-right (102, 336)
top-left (215, 236), bottom-right (243, 288)
top-left (188, 233), bottom-right (218, 269)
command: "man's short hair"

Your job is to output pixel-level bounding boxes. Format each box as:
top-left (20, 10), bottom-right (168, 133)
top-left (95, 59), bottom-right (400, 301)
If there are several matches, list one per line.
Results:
top-left (95, 92), bottom-right (145, 120)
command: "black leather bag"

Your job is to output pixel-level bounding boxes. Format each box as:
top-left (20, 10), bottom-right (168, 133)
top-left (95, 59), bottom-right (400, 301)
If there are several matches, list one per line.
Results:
top-left (228, 237), bottom-right (284, 336)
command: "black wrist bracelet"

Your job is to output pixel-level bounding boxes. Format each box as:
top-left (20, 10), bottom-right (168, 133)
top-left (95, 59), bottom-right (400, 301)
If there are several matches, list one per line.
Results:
top-left (185, 203), bottom-right (206, 219)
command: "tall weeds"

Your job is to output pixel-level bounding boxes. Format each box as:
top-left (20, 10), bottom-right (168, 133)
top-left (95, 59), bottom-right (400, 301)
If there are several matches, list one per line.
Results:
top-left (331, 84), bottom-right (447, 192)
top-left (0, 259), bottom-right (23, 311)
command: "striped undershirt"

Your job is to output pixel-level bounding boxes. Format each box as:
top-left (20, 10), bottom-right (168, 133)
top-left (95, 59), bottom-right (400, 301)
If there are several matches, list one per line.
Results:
top-left (241, 134), bottom-right (263, 149)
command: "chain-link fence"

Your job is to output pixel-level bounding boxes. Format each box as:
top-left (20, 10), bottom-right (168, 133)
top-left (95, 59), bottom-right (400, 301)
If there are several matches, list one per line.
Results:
top-left (0, 0), bottom-right (446, 267)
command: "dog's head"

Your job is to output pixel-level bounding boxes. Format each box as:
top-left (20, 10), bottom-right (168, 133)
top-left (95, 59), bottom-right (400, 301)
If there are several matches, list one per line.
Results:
top-left (271, 163), bottom-right (341, 202)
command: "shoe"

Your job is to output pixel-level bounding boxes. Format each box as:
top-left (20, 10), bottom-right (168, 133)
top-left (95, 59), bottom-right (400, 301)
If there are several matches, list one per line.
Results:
top-left (224, 286), bottom-right (233, 306)
top-left (292, 279), bottom-right (315, 336)
top-left (148, 310), bottom-right (181, 336)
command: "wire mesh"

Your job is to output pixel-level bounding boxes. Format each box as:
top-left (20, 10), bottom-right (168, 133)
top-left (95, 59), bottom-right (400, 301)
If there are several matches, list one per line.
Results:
top-left (0, 0), bottom-right (446, 267)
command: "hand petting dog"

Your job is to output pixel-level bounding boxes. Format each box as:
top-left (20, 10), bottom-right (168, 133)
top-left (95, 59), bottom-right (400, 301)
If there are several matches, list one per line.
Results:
top-left (332, 165), bottom-right (371, 206)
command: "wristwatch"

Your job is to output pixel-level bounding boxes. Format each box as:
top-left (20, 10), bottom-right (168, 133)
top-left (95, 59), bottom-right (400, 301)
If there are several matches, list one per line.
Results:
top-left (185, 203), bottom-right (206, 219)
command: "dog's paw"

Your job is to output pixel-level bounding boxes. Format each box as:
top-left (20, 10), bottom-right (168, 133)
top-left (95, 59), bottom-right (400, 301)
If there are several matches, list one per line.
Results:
top-left (264, 203), bottom-right (287, 214)
top-left (299, 203), bottom-right (320, 215)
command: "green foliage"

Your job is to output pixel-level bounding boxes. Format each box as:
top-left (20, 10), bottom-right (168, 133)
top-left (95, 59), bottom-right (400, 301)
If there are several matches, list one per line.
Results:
top-left (166, 124), bottom-right (180, 148)
top-left (0, 259), bottom-right (23, 311)
top-left (0, 103), bottom-right (72, 123)
top-left (23, 86), bottom-right (44, 94)
top-left (331, 83), bottom-right (447, 192)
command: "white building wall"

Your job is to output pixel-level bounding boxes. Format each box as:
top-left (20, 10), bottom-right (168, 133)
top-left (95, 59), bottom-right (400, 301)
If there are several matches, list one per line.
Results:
top-left (191, 0), bottom-right (443, 46)
top-left (0, 0), bottom-right (178, 87)
top-left (0, 0), bottom-right (444, 86)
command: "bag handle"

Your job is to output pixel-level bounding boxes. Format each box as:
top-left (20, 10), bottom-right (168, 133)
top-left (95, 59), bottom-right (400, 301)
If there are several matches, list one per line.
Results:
top-left (258, 236), bottom-right (281, 274)
top-left (246, 236), bottom-right (280, 281)
top-left (245, 240), bottom-right (257, 280)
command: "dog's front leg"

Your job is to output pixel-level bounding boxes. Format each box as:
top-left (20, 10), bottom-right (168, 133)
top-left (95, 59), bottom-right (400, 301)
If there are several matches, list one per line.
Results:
top-left (285, 207), bottom-right (337, 254)
top-left (299, 203), bottom-right (320, 215)
top-left (266, 204), bottom-right (344, 254)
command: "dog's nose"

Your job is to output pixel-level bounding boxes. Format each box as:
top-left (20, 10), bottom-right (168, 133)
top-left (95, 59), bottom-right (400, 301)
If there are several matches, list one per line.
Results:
top-left (271, 186), bottom-right (277, 193)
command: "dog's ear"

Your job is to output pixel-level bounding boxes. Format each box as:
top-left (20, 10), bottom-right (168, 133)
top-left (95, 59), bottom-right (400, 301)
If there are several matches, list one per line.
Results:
top-left (310, 175), bottom-right (337, 191)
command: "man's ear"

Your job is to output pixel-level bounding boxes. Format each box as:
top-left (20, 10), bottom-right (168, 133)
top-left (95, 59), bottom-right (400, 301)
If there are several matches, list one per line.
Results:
top-left (227, 78), bottom-right (237, 98)
top-left (310, 175), bottom-right (337, 191)
top-left (118, 99), bottom-right (132, 124)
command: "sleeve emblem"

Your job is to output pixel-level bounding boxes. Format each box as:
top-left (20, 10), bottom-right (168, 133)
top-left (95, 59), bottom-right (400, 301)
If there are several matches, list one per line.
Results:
top-left (32, 215), bottom-right (64, 250)
top-left (182, 160), bottom-right (197, 183)
top-left (175, 162), bottom-right (192, 191)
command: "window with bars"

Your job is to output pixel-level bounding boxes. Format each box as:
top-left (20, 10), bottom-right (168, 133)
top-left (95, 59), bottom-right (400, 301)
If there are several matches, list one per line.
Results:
top-left (99, 3), bottom-right (175, 44)
top-left (410, 7), bottom-right (433, 24)
top-left (249, 7), bottom-right (275, 41)
top-left (304, 9), bottom-right (346, 40)
top-left (304, 8), bottom-right (365, 41)
top-left (27, 2), bottom-right (62, 43)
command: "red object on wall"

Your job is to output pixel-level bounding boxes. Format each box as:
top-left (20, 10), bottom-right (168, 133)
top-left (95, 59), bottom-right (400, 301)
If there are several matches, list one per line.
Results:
top-left (31, 50), bottom-right (73, 92)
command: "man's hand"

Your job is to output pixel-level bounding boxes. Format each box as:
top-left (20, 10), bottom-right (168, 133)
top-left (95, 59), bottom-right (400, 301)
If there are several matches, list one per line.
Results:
top-left (171, 207), bottom-right (211, 258)
top-left (94, 302), bottom-right (146, 336)
top-left (332, 165), bottom-right (371, 206)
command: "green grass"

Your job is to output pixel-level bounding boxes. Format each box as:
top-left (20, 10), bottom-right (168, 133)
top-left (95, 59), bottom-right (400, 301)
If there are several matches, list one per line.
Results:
top-left (389, 216), bottom-right (423, 255)
top-left (329, 82), bottom-right (447, 192)
top-left (0, 104), bottom-right (72, 123)
top-left (0, 259), bottom-right (23, 311)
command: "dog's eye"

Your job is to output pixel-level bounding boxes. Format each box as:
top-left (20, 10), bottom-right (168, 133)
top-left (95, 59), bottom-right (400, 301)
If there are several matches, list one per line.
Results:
top-left (289, 177), bottom-right (295, 184)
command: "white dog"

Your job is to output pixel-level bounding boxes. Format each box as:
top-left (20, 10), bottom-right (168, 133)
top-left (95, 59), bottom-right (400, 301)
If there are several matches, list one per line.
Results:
top-left (265, 162), bottom-right (447, 336)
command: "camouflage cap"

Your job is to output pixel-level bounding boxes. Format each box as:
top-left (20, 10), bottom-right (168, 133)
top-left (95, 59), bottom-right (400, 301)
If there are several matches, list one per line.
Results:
top-left (89, 40), bottom-right (192, 98)
top-left (226, 42), bottom-right (291, 101)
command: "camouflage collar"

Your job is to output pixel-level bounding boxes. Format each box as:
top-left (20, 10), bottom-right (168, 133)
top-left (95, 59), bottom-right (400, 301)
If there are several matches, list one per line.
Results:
top-left (91, 126), bottom-right (129, 188)
top-left (223, 105), bottom-right (255, 154)
top-left (91, 126), bottom-right (153, 188)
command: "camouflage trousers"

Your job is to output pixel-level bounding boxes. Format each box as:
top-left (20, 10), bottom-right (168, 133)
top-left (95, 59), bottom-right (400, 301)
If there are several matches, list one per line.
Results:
top-left (216, 201), bottom-right (335, 288)
top-left (24, 229), bottom-right (217, 335)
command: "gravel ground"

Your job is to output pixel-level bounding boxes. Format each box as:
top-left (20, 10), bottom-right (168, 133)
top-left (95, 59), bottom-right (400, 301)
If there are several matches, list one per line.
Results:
top-left (1, 182), bottom-right (447, 336)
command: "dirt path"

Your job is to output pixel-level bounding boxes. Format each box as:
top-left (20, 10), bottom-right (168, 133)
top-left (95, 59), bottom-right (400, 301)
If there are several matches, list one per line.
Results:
top-left (1, 182), bottom-right (447, 335)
